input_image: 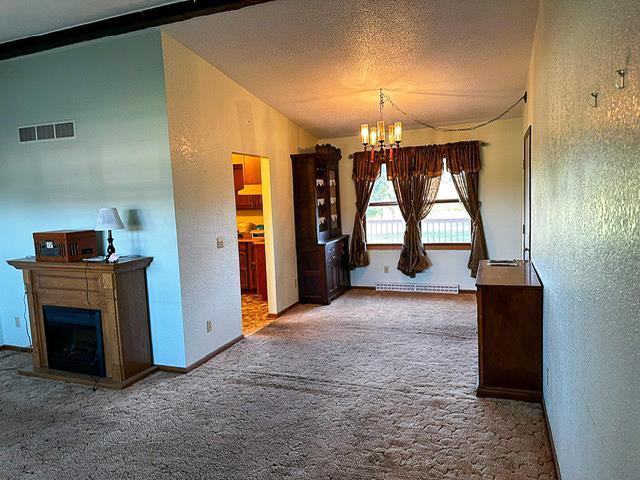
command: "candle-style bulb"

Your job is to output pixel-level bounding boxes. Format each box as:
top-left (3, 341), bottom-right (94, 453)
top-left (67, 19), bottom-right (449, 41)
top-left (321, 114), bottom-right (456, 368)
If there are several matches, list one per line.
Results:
top-left (360, 124), bottom-right (369, 146)
top-left (369, 128), bottom-right (377, 146)
top-left (394, 121), bottom-right (403, 143)
top-left (377, 120), bottom-right (385, 143)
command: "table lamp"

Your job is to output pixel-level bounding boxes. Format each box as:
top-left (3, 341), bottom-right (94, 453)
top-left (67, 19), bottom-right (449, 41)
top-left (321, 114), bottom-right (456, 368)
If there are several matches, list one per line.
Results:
top-left (96, 207), bottom-right (125, 262)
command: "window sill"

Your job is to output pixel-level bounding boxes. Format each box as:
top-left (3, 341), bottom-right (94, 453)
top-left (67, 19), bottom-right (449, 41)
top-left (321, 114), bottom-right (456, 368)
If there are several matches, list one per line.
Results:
top-left (368, 243), bottom-right (471, 251)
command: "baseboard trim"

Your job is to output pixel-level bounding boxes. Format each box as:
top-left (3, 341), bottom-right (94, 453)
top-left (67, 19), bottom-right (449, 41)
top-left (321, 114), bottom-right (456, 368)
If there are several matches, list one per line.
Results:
top-left (542, 397), bottom-right (562, 480)
top-left (0, 345), bottom-right (33, 353)
top-left (267, 301), bottom-right (300, 319)
top-left (157, 334), bottom-right (244, 374)
top-left (476, 385), bottom-right (541, 403)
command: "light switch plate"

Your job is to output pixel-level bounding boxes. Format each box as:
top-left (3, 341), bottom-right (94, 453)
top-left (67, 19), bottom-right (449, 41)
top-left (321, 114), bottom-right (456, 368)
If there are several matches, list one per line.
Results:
top-left (216, 236), bottom-right (224, 249)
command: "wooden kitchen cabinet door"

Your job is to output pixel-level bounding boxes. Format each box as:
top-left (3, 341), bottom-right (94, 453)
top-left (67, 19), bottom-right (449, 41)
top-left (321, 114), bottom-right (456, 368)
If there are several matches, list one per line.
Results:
top-left (243, 156), bottom-right (262, 185)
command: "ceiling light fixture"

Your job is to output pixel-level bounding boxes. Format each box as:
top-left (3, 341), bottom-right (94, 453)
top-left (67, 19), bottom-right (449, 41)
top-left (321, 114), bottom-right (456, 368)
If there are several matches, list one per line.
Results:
top-left (358, 89), bottom-right (528, 163)
top-left (359, 89), bottom-right (402, 160)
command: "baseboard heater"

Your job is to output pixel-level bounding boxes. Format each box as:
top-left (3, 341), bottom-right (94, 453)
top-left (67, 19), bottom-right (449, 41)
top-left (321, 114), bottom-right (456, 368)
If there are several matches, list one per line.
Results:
top-left (376, 282), bottom-right (460, 294)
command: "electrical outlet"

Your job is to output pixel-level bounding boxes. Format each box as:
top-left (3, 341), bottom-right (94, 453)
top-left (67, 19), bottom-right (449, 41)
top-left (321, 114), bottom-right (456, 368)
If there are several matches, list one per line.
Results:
top-left (216, 236), bottom-right (224, 249)
top-left (294, 278), bottom-right (298, 289)
top-left (206, 320), bottom-right (213, 333)
top-left (14, 316), bottom-right (21, 328)
top-left (383, 266), bottom-right (389, 274)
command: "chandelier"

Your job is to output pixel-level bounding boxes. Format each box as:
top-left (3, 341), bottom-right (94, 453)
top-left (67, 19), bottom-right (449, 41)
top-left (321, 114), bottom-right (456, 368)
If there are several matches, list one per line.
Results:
top-left (359, 89), bottom-right (402, 158)
top-left (358, 88), bottom-right (529, 161)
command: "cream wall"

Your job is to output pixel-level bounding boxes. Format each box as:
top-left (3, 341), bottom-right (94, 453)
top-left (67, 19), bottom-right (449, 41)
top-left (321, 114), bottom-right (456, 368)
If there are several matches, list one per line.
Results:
top-left (525, 1), bottom-right (640, 479)
top-left (320, 117), bottom-right (523, 290)
top-left (161, 33), bottom-right (317, 365)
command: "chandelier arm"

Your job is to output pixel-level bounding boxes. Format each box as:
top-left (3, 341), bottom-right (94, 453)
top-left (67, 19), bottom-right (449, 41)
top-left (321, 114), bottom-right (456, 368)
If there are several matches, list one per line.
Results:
top-left (382, 92), bottom-right (527, 132)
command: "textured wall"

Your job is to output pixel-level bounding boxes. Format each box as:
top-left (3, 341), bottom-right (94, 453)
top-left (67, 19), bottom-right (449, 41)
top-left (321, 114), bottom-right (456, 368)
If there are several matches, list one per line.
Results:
top-left (320, 117), bottom-right (523, 289)
top-left (161, 34), bottom-right (317, 365)
top-left (0, 31), bottom-right (186, 367)
top-left (525, 1), bottom-right (640, 478)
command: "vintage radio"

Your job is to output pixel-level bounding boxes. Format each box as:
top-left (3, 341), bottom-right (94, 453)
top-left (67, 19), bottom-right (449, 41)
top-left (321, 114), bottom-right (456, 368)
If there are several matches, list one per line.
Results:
top-left (33, 230), bottom-right (98, 262)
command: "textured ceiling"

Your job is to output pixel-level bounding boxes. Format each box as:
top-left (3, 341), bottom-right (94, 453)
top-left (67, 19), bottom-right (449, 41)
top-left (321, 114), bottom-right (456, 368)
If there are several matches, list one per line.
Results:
top-left (0, 0), bottom-right (173, 42)
top-left (166, 0), bottom-right (539, 138)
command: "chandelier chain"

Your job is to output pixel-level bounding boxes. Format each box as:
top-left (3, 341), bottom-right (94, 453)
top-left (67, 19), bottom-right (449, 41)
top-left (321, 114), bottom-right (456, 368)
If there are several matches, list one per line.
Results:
top-left (380, 91), bottom-right (527, 132)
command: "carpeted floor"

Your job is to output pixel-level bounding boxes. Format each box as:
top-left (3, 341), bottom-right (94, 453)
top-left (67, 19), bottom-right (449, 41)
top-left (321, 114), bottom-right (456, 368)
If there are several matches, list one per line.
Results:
top-left (0, 290), bottom-right (555, 479)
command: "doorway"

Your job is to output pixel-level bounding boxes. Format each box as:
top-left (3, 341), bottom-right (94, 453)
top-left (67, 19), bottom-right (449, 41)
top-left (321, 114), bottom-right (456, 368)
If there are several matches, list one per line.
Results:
top-left (232, 153), bottom-right (276, 335)
top-left (523, 126), bottom-right (532, 261)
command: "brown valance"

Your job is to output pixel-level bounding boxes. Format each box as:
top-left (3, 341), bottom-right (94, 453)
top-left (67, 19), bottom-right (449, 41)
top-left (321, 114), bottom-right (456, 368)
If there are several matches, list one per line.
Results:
top-left (443, 141), bottom-right (482, 174)
top-left (385, 146), bottom-right (443, 179)
top-left (352, 151), bottom-right (381, 181)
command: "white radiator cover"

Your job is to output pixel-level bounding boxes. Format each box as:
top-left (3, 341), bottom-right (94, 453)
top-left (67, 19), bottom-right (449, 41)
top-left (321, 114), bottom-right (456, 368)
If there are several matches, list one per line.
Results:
top-left (375, 282), bottom-right (459, 294)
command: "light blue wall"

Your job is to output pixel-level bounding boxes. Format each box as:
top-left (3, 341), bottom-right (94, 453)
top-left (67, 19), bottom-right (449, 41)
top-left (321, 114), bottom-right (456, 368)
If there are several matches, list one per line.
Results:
top-left (0, 31), bottom-right (186, 367)
top-left (529, 1), bottom-right (640, 478)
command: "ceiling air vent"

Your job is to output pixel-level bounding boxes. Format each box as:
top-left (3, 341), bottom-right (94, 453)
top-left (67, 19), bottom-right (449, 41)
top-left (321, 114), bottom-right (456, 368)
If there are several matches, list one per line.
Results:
top-left (18, 121), bottom-right (76, 143)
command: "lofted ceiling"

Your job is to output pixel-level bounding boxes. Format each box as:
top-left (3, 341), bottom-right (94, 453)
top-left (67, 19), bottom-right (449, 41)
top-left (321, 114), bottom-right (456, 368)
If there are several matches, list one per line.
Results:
top-left (0, 0), bottom-right (173, 43)
top-left (1, 0), bottom-right (539, 138)
top-left (165, 0), bottom-right (539, 138)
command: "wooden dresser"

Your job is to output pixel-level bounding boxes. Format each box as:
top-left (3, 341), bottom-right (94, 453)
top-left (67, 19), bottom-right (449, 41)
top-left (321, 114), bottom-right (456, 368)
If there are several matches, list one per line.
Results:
top-left (7, 256), bottom-right (155, 389)
top-left (291, 144), bottom-right (350, 304)
top-left (476, 260), bottom-right (543, 402)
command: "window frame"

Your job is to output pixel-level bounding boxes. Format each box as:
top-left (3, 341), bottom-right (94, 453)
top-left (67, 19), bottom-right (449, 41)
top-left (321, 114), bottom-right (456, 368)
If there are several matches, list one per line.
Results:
top-left (364, 176), bottom-right (471, 250)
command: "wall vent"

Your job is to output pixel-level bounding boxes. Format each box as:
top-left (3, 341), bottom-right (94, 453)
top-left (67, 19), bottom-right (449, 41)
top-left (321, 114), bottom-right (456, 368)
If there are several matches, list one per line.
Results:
top-left (376, 282), bottom-right (459, 294)
top-left (18, 121), bottom-right (75, 143)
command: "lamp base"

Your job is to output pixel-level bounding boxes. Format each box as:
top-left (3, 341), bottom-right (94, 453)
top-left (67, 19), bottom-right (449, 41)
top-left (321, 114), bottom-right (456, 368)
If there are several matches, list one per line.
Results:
top-left (105, 230), bottom-right (116, 262)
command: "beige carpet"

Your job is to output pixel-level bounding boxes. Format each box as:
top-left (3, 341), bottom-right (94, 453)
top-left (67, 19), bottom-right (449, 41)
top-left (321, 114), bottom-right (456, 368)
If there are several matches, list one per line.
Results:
top-left (0, 290), bottom-right (555, 479)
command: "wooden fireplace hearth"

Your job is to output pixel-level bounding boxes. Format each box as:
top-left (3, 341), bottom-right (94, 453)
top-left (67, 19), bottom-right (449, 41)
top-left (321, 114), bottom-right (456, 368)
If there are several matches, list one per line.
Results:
top-left (7, 256), bottom-right (156, 389)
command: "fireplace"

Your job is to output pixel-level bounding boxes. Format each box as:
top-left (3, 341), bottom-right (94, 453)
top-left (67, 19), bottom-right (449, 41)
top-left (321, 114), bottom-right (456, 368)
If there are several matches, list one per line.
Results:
top-left (8, 256), bottom-right (155, 388)
top-left (43, 306), bottom-right (106, 377)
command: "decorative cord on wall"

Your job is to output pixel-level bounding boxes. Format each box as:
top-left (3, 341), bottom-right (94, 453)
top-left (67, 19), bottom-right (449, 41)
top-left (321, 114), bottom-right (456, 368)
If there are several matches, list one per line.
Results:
top-left (379, 90), bottom-right (528, 132)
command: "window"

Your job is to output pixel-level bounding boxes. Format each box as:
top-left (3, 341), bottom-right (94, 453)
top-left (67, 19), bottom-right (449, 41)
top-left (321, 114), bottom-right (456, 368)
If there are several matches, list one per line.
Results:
top-left (365, 161), bottom-right (471, 245)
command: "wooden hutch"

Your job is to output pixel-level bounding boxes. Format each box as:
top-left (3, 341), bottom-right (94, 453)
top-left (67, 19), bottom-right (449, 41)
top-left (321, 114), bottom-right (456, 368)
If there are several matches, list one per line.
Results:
top-left (291, 144), bottom-right (350, 304)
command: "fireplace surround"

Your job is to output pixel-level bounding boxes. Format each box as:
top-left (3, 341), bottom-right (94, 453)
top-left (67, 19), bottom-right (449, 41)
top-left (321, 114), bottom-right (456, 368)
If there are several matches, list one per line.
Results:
top-left (8, 256), bottom-right (155, 389)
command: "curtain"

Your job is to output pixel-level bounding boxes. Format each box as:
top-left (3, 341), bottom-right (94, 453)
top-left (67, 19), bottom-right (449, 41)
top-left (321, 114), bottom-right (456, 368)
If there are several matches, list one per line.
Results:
top-left (387, 146), bottom-right (443, 277)
top-left (349, 151), bottom-right (381, 268)
top-left (446, 141), bottom-right (487, 277)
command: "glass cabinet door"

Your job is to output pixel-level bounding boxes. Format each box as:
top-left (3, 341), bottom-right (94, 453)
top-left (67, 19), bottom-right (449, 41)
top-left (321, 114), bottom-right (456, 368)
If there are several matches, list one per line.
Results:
top-left (328, 168), bottom-right (340, 236)
top-left (315, 166), bottom-right (328, 236)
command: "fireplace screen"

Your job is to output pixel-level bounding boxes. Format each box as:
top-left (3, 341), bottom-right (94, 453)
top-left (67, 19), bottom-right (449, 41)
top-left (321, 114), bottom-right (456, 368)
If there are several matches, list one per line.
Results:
top-left (43, 306), bottom-right (106, 377)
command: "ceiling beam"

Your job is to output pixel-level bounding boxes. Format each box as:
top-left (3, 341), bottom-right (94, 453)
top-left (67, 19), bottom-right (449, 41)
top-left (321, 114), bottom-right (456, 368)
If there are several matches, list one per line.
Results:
top-left (0, 0), bottom-right (274, 61)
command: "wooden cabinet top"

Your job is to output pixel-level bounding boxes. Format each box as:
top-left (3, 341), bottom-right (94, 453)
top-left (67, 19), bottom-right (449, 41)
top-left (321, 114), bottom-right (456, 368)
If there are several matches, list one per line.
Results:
top-left (291, 144), bottom-right (341, 162)
top-left (476, 260), bottom-right (541, 288)
top-left (7, 256), bottom-right (153, 273)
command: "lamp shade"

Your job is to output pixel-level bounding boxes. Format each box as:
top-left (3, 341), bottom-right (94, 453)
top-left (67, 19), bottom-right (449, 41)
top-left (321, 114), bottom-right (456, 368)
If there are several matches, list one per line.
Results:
top-left (96, 208), bottom-right (125, 231)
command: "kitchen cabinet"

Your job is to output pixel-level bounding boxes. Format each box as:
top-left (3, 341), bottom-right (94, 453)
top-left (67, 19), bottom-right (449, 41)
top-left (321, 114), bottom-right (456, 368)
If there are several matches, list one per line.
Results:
top-left (238, 240), bottom-right (266, 297)
top-left (243, 155), bottom-right (262, 185)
